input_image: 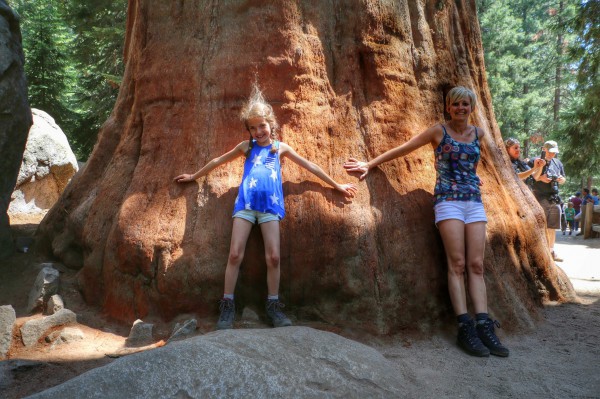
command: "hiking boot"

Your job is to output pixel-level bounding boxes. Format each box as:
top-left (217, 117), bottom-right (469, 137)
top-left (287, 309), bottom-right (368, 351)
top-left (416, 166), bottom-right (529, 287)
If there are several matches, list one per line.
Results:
top-left (266, 299), bottom-right (292, 328)
top-left (552, 251), bottom-right (563, 262)
top-left (476, 318), bottom-right (510, 357)
top-left (216, 298), bottom-right (235, 330)
top-left (457, 320), bottom-right (490, 357)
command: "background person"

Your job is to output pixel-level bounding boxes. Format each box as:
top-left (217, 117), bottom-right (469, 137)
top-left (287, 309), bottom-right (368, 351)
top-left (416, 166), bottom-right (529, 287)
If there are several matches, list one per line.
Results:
top-left (564, 202), bottom-right (576, 235)
top-left (504, 138), bottom-right (545, 186)
top-left (570, 192), bottom-right (583, 232)
top-left (531, 140), bottom-right (566, 262)
top-left (588, 188), bottom-right (599, 205)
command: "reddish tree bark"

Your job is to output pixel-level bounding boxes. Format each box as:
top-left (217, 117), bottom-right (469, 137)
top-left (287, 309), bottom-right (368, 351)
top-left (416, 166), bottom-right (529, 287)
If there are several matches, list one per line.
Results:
top-left (38, 0), bottom-right (574, 333)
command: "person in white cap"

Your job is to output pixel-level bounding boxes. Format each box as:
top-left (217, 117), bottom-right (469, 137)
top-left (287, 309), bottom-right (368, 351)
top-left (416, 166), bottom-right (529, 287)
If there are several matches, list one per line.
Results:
top-left (531, 140), bottom-right (566, 262)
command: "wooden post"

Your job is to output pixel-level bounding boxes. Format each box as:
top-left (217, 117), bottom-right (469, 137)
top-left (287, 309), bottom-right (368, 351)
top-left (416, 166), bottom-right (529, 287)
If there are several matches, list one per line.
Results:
top-left (583, 202), bottom-right (594, 239)
top-left (579, 203), bottom-right (587, 233)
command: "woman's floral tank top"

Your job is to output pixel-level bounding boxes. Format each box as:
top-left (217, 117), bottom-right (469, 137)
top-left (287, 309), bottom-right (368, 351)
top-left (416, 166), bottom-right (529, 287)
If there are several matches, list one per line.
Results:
top-left (433, 125), bottom-right (482, 205)
top-left (233, 140), bottom-right (285, 219)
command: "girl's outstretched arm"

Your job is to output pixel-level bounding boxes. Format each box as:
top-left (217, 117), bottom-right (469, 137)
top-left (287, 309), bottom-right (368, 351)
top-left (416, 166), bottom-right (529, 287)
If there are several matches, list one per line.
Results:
top-left (344, 125), bottom-right (442, 180)
top-left (173, 141), bottom-right (248, 183)
top-left (279, 142), bottom-right (357, 197)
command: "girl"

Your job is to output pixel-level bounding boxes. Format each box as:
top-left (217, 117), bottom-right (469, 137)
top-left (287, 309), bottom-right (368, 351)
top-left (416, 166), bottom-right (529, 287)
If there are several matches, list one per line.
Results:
top-left (344, 86), bottom-right (509, 357)
top-left (174, 88), bottom-right (357, 329)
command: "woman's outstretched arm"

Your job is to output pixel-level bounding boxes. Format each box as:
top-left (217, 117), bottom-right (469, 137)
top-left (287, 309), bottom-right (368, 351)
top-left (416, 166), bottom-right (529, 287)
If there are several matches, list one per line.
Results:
top-left (344, 125), bottom-right (442, 180)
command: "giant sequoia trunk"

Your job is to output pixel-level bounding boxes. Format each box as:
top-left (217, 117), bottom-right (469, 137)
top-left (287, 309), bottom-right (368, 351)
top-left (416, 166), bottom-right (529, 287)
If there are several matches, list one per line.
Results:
top-left (38, 0), bottom-right (574, 333)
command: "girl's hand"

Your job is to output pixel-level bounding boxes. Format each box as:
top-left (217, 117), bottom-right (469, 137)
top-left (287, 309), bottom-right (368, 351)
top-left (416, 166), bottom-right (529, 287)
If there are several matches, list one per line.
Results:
top-left (344, 158), bottom-right (370, 180)
top-left (336, 183), bottom-right (358, 197)
top-left (173, 174), bottom-right (194, 183)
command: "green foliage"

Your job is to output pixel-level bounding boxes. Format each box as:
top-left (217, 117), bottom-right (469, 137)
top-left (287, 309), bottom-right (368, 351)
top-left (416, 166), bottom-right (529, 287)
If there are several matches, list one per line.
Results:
top-left (11, 0), bottom-right (126, 160)
top-left (61, 0), bottom-right (127, 158)
top-left (13, 0), bottom-right (78, 134)
top-left (477, 0), bottom-right (600, 188)
top-left (478, 0), bottom-right (578, 156)
top-left (558, 0), bottom-right (600, 180)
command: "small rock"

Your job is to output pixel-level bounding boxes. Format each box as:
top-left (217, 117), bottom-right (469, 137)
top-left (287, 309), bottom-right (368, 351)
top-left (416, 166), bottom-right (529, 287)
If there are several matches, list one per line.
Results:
top-left (125, 319), bottom-right (154, 347)
top-left (0, 305), bottom-right (16, 358)
top-left (167, 319), bottom-right (197, 343)
top-left (44, 294), bottom-right (64, 315)
top-left (45, 327), bottom-right (85, 344)
top-left (241, 307), bottom-right (260, 321)
top-left (20, 308), bottom-right (77, 347)
top-left (239, 307), bottom-right (262, 327)
top-left (27, 264), bottom-right (60, 314)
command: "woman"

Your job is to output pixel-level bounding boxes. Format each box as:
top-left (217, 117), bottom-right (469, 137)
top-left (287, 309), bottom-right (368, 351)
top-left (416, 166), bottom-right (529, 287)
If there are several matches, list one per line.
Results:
top-left (504, 138), bottom-right (545, 183)
top-left (344, 87), bottom-right (509, 357)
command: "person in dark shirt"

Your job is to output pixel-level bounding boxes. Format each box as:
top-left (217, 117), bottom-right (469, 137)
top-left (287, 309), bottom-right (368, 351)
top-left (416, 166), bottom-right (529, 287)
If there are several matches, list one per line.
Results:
top-left (504, 138), bottom-right (545, 186)
top-left (531, 141), bottom-right (566, 262)
top-left (588, 188), bottom-right (599, 205)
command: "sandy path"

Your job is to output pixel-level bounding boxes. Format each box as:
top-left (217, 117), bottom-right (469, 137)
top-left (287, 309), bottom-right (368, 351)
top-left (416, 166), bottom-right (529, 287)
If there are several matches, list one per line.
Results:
top-left (374, 231), bottom-right (600, 398)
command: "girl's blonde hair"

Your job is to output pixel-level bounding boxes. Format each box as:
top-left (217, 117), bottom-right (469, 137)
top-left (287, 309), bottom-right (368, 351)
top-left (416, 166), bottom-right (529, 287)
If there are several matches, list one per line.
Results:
top-left (446, 86), bottom-right (477, 109)
top-left (240, 86), bottom-right (279, 156)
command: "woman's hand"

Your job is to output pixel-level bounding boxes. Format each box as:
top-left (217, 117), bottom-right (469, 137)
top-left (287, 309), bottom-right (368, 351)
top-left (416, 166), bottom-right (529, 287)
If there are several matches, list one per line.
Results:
top-left (173, 174), bottom-right (195, 183)
top-left (336, 183), bottom-right (358, 197)
top-left (533, 158), bottom-right (546, 169)
top-left (344, 158), bottom-right (370, 180)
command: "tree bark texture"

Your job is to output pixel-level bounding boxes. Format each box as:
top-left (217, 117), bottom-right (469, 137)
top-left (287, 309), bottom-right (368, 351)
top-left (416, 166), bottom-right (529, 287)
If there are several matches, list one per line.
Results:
top-left (37, 0), bottom-right (575, 333)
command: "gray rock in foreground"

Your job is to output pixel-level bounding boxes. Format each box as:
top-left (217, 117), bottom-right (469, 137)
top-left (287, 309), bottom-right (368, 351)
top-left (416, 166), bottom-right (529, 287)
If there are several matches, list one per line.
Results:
top-left (0, 305), bottom-right (16, 358)
top-left (27, 327), bottom-right (408, 398)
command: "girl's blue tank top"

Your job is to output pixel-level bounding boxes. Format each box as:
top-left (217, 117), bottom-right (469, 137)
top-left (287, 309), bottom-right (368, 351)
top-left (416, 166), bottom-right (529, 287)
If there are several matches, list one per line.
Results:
top-left (233, 140), bottom-right (285, 219)
top-left (433, 126), bottom-right (482, 205)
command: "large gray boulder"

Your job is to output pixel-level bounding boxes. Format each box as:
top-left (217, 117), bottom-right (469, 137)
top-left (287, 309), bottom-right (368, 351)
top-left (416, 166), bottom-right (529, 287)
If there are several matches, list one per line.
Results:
top-left (9, 109), bottom-right (78, 215)
top-left (0, 1), bottom-right (32, 259)
top-left (28, 327), bottom-right (412, 398)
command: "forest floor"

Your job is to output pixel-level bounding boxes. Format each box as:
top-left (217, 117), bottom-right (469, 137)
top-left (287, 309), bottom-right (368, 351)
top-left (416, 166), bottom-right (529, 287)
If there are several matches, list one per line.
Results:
top-left (1, 215), bottom-right (599, 398)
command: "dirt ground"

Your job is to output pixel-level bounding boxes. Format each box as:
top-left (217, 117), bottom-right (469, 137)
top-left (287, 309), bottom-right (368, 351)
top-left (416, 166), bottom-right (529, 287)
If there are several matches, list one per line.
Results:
top-left (1, 215), bottom-right (599, 398)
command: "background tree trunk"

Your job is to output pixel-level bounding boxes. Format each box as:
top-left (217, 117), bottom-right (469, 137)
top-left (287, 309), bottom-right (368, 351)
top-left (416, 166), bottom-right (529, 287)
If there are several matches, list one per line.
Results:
top-left (37, 0), bottom-right (574, 334)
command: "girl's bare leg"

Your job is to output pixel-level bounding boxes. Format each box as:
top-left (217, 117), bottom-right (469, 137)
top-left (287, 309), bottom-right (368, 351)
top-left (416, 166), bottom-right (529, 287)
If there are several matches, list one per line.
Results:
top-left (223, 218), bottom-right (253, 294)
top-left (259, 220), bottom-right (281, 296)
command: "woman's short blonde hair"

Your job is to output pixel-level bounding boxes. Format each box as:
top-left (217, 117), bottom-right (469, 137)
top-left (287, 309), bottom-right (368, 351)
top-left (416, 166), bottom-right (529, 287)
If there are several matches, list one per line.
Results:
top-left (446, 86), bottom-right (477, 109)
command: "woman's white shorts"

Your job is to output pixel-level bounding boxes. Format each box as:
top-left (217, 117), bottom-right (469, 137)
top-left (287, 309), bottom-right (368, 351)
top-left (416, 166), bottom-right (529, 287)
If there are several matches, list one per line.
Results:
top-left (434, 201), bottom-right (487, 226)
